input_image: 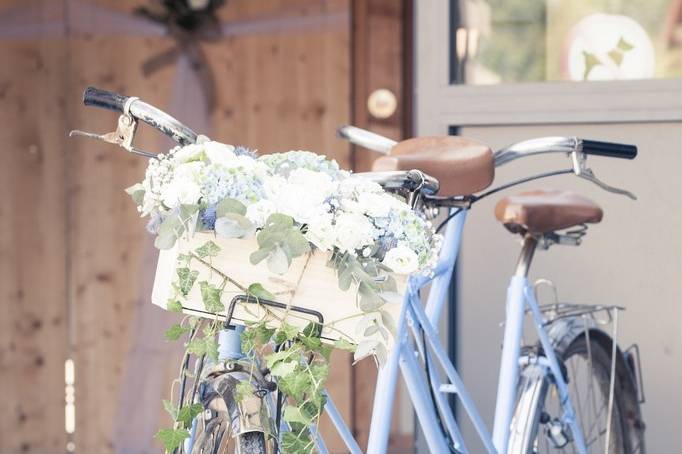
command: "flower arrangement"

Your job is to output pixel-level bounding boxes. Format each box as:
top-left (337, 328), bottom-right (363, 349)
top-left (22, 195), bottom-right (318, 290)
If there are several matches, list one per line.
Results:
top-left (127, 137), bottom-right (441, 452)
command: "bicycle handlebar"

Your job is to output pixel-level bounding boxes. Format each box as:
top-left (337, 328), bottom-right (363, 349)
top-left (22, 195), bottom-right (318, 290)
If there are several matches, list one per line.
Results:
top-left (581, 139), bottom-right (637, 160)
top-left (82, 86), bottom-right (198, 145)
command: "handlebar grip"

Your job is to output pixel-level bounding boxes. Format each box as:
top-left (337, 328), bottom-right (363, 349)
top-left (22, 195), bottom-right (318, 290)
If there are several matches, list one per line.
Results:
top-left (581, 139), bottom-right (637, 160)
top-left (83, 86), bottom-right (129, 113)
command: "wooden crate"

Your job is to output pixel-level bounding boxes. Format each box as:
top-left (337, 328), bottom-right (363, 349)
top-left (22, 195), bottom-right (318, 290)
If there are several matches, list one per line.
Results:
top-left (152, 232), bottom-right (406, 345)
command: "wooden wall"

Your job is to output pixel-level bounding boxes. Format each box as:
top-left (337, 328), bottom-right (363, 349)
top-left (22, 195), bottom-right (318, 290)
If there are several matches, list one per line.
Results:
top-left (1, 0), bottom-right (351, 452)
top-left (0, 3), bottom-right (69, 452)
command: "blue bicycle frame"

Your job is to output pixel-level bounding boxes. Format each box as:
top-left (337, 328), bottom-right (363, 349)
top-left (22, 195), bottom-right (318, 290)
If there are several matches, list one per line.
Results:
top-left (204, 208), bottom-right (587, 454)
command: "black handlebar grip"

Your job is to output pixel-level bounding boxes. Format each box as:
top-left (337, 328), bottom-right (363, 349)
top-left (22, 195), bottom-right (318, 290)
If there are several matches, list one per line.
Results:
top-left (83, 86), bottom-right (129, 113)
top-left (581, 139), bottom-right (637, 159)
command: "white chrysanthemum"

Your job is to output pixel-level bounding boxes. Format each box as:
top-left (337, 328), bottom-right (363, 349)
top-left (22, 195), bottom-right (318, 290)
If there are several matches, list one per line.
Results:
top-left (382, 243), bottom-right (419, 274)
top-left (334, 212), bottom-right (376, 253)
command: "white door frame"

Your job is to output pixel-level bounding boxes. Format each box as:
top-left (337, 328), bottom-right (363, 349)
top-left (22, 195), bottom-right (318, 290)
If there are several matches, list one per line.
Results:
top-left (415, 1), bottom-right (682, 136)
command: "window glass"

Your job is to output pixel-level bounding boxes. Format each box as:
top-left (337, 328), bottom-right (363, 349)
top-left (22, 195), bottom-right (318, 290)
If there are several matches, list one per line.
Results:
top-left (450, 0), bottom-right (682, 84)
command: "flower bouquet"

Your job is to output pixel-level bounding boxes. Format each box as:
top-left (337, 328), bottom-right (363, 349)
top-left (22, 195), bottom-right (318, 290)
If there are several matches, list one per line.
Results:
top-left (129, 136), bottom-right (441, 362)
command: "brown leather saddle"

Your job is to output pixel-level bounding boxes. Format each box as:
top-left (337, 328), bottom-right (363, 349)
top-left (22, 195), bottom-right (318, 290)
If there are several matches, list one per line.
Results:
top-left (372, 136), bottom-right (603, 234)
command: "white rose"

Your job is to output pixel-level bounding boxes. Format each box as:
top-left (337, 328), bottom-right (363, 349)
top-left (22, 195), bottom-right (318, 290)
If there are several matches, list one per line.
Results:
top-left (305, 214), bottom-right (335, 251)
top-left (245, 199), bottom-right (274, 228)
top-left (382, 243), bottom-right (419, 274)
top-left (269, 170), bottom-right (336, 224)
top-left (203, 141), bottom-right (236, 166)
top-left (339, 177), bottom-right (382, 198)
top-left (172, 143), bottom-right (204, 163)
top-left (357, 192), bottom-right (394, 217)
top-left (161, 177), bottom-right (202, 208)
top-left (334, 212), bottom-right (376, 253)
top-left (173, 161), bottom-right (204, 180)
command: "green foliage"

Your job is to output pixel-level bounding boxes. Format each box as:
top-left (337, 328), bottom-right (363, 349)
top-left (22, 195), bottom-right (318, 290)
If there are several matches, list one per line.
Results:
top-left (176, 403), bottom-right (203, 428)
top-left (194, 240), bottom-right (221, 259)
top-left (176, 268), bottom-right (199, 296)
top-left (125, 183), bottom-right (145, 205)
top-left (250, 214), bottom-right (310, 274)
top-left (166, 299), bottom-right (183, 312)
top-left (216, 197), bottom-right (247, 216)
top-left (199, 281), bottom-right (224, 313)
top-left (215, 213), bottom-right (255, 239)
top-left (164, 324), bottom-right (190, 341)
top-left (155, 428), bottom-right (190, 452)
top-left (247, 282), bottom-right (276, 301)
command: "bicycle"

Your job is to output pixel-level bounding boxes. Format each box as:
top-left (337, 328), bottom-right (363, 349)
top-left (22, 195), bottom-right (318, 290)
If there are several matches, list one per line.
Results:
top-left (72, 87), bottom-right (646, 453)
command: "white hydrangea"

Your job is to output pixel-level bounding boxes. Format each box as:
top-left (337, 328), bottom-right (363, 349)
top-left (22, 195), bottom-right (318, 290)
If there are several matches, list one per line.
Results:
top-left (334, 212), bottom-right (377, 253)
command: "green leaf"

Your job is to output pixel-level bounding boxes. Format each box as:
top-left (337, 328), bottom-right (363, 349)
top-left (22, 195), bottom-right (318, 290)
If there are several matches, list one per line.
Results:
top-left (302, 322), bottom-right (322, 338)
top-left (194, 240), bottom-right (221, 259)
top-left (271, 360), bottom-right (297, 377)
top-left (176, 403), bottom-right (203, 428)
top-left (358, 282), bottom-right (384, 311)
top-left (283, 405), bottom-right (313, 425)
top-left (176, 268), bottom-right (199, 296)
top-left (267, 246), bottom-right (290, 274)
top-left (199, 281), bottom-right (224, 313)
top-left (338, 267), bottom-right (353, 291)
top-left (125, 183), bottom-right (145, 205)
top-left (281, 431), bottom-right (314, 454)
top-left (154, 428), bottom-right (190, 452)
top-left (247, 283), bottom-right (276, 301)
top-left (283, 229), bottom-right (311, 257)
top-left (265, 213), bottom-right (294, 228)
top-left (334, 338), bottom-right (356, 352)
top-left (215, 213), bottom-right (255, 239)
top-left (216, 197), bottom-right (246, 216)
top-left (235, 381), bottom-right (253, 402)
top-left (164, 324), bottom-right (189, 341)
top-left (265, 348), bottom-right (299, 368)
top-left (249, 248), bottom-right (271, 265)
top-left (166, 299), bottom-right (183, 312)
top-left (155, 214), bottom-right (183, 250)
top-left (274, 323), bottom-right (299, 344)
top-left (162, 399), bottom-right (178, 420)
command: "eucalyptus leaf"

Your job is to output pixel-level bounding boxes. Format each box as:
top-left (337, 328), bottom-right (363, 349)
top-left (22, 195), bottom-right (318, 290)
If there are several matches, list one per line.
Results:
top-left (283, 229), bottom-right (311, 256)
top-left (265, 213), bottom-right (294, 228)
top-left (216, 197), bottom-right (246, 216)
top-left (353, 339), bottom-right (379, 363)
top-left (155, 214), bottom-right (183, 250)
top-left (125, 183), bottom-right (145, 205)
top-left (267, 246), bottom-right (291, 274)
top-left (333, 338), bottom-right (356, 352)
top-left (215, 213), bottom-right (255, 239)
top-left (249, 247), bottom-right (272, 265)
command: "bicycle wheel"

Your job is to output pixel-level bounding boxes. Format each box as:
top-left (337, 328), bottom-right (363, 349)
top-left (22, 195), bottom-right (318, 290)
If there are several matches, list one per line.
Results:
top-left (190, 412), bottom-right (268, 454)
top-left (509, 333), bottom-right (644, 453)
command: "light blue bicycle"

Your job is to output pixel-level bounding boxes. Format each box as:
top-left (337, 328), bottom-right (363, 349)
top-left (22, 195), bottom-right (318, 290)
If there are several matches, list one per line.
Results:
top-left (75, 88), bottom-right (645, 453)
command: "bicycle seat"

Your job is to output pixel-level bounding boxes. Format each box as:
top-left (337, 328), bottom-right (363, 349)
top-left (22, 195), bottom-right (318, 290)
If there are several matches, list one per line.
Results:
top-left (494, 189), bottom-right (603, 234)
top-left (371, 136), bottom-right (494, 197)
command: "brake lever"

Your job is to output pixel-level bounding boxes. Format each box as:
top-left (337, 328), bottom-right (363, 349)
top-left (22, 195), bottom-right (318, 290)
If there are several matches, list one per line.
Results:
top-left (69, 96), bottom-right (156, 159)
top-left (570, 150), bottom-right (637, 200)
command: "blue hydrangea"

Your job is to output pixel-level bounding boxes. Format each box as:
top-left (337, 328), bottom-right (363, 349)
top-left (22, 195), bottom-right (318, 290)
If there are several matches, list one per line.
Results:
top-left (200, 204), bottom-right (217, 230)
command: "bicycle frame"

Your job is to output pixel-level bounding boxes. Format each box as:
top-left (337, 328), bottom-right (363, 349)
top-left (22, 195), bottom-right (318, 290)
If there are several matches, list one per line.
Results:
top-left (204, 208), bottom-right (592, 454)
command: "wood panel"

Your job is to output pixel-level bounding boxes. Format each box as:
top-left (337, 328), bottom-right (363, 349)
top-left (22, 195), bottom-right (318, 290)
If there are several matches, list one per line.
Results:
top-left (350, 0), bottom-right (413, 450)
top-left (66, 0), bottom-right (352, 452)
top-left (0, 1), bottom-right (69, 452)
